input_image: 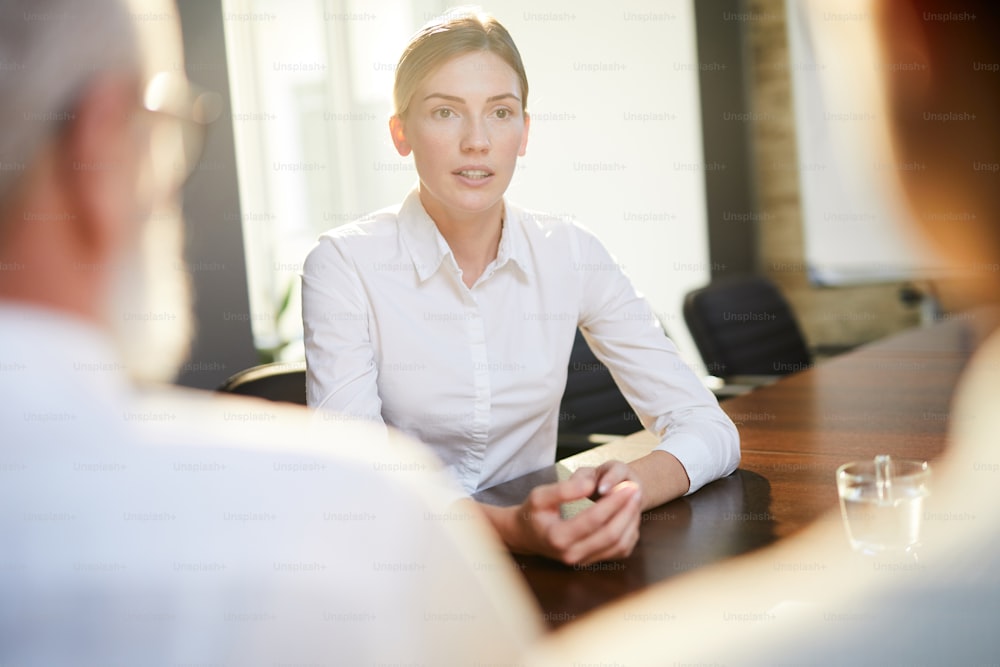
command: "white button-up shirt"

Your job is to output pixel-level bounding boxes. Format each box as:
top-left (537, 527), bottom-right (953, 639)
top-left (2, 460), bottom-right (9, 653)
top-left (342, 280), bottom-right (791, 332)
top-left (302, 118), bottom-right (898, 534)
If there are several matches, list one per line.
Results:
top-left (303, 188), bottom-right (740, 495)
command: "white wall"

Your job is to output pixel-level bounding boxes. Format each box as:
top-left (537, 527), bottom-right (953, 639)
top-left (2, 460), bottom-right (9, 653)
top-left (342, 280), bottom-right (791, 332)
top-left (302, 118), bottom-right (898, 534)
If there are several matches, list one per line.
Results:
top-left (495, 0), bottom-right (711, 369)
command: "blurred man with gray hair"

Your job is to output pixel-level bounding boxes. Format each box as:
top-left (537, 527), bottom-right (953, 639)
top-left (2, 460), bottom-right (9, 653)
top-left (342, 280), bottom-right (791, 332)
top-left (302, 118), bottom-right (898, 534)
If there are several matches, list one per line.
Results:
top-left (0, 1), bottom-right (540, 664)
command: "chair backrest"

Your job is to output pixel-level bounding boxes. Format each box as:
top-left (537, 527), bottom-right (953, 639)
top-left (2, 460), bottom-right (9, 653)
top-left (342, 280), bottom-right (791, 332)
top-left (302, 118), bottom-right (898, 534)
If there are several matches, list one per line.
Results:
top-left (217, 361), bottom-right (307, 405)
top-left (683, 275), bottom-right (812, 379)
top-left (558, 329), bottom-right (640, 436)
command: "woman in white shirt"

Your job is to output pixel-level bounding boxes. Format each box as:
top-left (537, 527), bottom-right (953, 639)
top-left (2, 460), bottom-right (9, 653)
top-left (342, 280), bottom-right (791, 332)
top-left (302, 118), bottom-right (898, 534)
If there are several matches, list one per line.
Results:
top-left (302, 8), bottom-right (740, 565)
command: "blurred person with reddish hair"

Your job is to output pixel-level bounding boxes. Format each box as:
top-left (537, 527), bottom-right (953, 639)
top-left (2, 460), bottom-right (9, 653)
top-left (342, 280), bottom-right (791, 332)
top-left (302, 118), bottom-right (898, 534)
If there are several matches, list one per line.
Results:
top-left (528, 1), bottom-right (1000, 664)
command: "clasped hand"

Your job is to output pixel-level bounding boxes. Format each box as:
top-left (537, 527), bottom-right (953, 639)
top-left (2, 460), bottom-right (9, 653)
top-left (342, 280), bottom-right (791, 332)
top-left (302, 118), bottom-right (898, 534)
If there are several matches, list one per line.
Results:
top-left (508, 461), bottom-right (643, 565)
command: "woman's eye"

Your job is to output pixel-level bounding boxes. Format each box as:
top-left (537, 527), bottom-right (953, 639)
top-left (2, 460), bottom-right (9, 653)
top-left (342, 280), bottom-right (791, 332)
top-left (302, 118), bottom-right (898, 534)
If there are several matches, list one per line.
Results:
top-left (494, 108), bottom-right (510, 119)
top-left (434, 108), bottom-right (454, 119)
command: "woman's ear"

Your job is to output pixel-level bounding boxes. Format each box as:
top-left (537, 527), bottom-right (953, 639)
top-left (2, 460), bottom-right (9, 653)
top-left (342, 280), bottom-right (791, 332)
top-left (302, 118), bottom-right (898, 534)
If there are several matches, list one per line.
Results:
top-left (389, 115), bottom-right (411, 156)
top-left (518, 112), bottom-right (530, 157)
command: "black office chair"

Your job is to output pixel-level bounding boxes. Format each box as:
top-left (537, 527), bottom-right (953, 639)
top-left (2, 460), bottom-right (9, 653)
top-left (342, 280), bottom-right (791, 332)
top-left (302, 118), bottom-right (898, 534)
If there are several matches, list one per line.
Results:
top-left (217, 360), bottom-right (307, 405)
top-left (683, 275), bottom-right (812, 381)
top-left (557, 329), bottom-right (642, 460)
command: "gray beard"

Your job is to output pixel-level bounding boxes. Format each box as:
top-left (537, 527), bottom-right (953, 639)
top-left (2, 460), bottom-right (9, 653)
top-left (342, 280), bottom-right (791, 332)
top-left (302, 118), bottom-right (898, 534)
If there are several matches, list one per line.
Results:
top-left (106, 204), bottom-right (193, 384)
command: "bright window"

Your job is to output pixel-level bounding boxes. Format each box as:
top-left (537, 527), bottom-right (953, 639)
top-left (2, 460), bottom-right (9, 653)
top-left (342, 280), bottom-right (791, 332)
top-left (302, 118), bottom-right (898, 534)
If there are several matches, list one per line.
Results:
top-left (223, 0), bottom-right (435, 360)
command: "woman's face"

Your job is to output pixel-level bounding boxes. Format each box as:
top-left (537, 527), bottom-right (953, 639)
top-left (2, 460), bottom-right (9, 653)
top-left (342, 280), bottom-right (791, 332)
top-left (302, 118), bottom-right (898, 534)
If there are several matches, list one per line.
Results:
top-left (390, 50), bottom-right (529, 224)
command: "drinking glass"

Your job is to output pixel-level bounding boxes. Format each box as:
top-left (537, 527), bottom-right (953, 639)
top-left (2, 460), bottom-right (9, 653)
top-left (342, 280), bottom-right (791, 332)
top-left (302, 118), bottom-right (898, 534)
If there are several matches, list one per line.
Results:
top-left (836, 455), bottom-right (931, 556)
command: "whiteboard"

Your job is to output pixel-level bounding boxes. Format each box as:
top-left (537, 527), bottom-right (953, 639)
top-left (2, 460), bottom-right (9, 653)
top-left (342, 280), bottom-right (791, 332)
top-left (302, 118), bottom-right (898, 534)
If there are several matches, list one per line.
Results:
top-left (785, 0), bottom-right (948, 286)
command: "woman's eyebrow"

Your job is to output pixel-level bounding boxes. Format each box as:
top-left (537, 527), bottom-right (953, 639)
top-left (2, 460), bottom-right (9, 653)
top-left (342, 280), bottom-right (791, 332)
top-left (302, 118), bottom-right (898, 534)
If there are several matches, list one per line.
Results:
top-left (422, 92), bottom-right (522, 103)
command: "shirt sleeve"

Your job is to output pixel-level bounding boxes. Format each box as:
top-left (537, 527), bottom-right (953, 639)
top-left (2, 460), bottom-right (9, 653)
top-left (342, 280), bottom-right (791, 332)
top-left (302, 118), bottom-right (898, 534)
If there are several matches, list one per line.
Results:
top-left (573, 225), bottom-right (740, 494)
top-left (301, 235), bottom-right (384, 424)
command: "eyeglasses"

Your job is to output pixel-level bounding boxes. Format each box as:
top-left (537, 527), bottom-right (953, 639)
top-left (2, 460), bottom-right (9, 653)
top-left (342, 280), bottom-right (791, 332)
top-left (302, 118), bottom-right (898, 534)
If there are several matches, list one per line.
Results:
top-left (141, 72), bottom-right (223, 193)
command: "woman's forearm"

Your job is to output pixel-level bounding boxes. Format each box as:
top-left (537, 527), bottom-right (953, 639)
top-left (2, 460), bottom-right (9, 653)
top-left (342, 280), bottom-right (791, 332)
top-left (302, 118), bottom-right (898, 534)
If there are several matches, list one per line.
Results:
top-left (627, 450), bottom-right (691, 511)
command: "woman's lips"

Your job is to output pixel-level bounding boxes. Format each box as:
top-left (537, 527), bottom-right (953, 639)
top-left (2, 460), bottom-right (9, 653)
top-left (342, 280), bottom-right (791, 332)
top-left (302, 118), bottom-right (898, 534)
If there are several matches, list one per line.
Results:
top-left (455, 169), bottom-right (491, 178)
top-left (453, 167), bottom-right (495, 185)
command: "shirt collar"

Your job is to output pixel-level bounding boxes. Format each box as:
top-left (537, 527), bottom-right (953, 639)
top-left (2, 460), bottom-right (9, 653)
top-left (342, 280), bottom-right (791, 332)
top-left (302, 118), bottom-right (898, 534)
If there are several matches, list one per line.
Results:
top-left (397, 188), bottom-right (453, 283)
top-left (397, 187), bottom-right (534, 284)
top-left (494, 202), bottom-right (534, 280)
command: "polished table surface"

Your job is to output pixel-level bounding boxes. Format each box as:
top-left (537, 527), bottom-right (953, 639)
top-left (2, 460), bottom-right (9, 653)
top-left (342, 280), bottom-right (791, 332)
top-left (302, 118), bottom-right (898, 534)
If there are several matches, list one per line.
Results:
top-left (474, 317), bottom-right (990, 627)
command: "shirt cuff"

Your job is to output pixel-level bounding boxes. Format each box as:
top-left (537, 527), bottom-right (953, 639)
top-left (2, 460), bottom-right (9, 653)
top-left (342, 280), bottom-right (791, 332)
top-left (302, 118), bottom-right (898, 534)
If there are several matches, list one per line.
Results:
top-left (653, 432), bottom-right (720, 496)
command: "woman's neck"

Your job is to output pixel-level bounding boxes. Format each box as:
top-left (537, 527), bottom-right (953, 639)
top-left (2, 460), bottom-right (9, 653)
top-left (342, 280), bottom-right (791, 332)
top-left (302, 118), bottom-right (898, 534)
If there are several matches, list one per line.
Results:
top-left (420, 192), bottom-right (504, 289)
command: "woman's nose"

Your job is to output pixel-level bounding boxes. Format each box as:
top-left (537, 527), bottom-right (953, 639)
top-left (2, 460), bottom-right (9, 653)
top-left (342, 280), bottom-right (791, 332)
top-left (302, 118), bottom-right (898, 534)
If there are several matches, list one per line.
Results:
top-left (460, 118), bottom-right (490, 152)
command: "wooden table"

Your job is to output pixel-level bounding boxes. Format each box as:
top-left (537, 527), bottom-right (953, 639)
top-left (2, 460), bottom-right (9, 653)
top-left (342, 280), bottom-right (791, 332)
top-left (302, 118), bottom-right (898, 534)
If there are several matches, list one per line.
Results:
top-left (474, 316), bottom-right (991, 627)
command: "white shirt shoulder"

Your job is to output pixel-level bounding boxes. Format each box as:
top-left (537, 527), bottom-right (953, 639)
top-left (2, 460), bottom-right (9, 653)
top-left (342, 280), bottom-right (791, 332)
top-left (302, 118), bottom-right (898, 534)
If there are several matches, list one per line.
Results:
top-left (0, 307), bottom-right (542, 665)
